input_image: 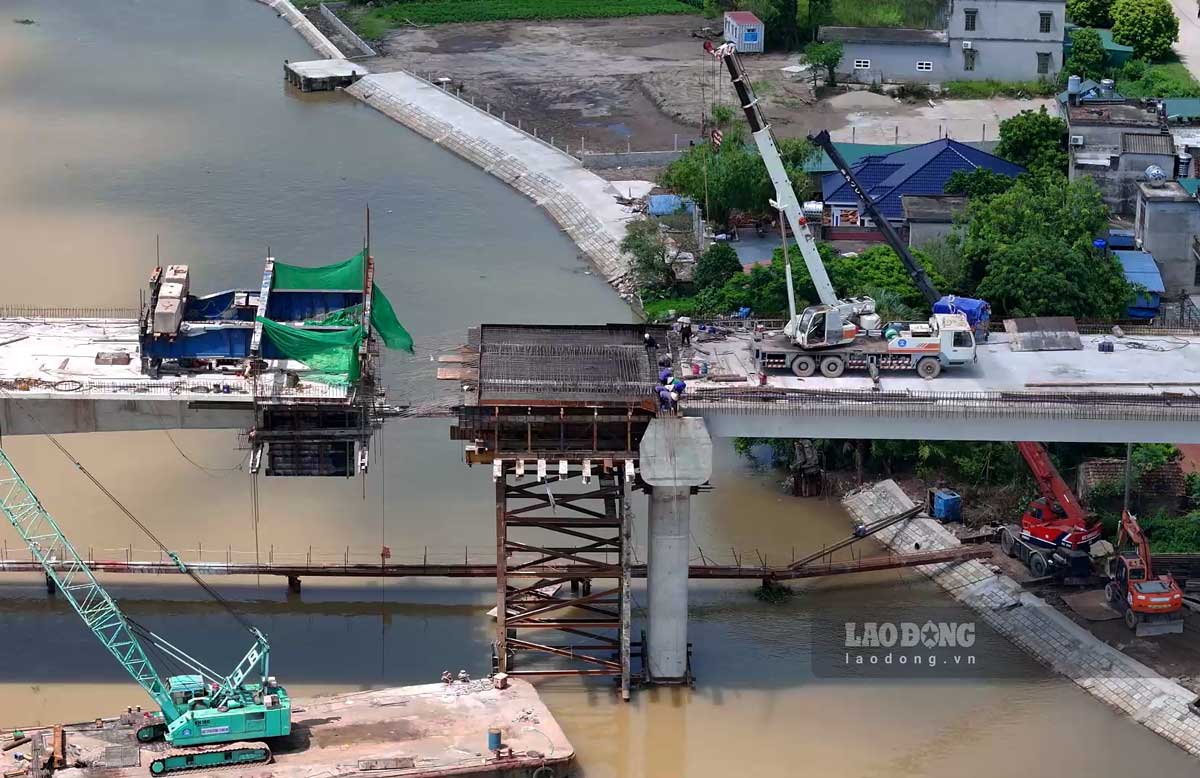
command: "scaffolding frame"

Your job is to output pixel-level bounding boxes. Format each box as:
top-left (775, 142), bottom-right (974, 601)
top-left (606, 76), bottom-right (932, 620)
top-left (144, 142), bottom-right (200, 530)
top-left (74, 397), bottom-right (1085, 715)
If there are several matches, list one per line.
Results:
top-left (493, 462), bottom-right (634, 699)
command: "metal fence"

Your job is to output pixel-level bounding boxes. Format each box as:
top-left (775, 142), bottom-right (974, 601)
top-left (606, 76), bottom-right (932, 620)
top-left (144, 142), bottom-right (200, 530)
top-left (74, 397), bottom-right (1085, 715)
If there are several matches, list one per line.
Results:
top-left (0, 305), bottom-right (139, 320)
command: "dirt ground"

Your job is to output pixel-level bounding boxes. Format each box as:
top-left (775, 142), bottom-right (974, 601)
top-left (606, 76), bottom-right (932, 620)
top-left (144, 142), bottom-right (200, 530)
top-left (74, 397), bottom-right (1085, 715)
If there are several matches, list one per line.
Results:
top-left (371, 15), bottom-right (1055, 153)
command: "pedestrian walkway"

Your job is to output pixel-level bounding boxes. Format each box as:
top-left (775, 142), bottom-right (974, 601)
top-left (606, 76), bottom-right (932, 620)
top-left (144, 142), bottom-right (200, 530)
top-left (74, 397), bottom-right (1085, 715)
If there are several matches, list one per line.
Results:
top-left (1170, 0), bottom-right (1200, 83)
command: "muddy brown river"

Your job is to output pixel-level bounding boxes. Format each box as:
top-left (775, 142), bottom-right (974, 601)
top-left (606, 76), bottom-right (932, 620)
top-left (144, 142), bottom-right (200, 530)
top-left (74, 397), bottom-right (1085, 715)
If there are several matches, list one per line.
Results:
top-left (0, 2), bottom-right (1195, 776)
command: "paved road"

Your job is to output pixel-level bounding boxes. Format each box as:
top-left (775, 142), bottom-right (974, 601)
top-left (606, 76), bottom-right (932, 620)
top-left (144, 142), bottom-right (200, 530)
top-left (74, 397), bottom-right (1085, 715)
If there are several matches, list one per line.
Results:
top-left (1170, 0), bottom-right (1200, 81)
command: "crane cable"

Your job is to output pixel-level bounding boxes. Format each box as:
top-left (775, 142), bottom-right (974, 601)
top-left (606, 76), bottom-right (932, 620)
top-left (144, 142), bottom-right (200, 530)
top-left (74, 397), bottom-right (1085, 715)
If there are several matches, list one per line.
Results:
top-left (0, 387), bottom-right (259, 636)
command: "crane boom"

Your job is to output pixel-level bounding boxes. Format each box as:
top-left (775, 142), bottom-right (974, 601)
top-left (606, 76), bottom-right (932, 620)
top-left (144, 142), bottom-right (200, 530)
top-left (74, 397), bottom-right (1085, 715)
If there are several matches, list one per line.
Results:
top-left (0, 449), bottom-right (178, 714)
top-left (710, 42), bottom-right (838, 312)
top-left (808, 130), bottom-right (941, 306)
top-left (1015, 441), bottom-right (1087, 525)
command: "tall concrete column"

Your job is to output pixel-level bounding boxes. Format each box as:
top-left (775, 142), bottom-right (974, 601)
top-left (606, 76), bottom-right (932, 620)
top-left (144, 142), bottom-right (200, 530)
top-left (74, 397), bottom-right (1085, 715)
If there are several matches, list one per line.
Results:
top-left (647, 485), bottom-right (691, 680)
top-left (639, 417), bottom-right (712, 684)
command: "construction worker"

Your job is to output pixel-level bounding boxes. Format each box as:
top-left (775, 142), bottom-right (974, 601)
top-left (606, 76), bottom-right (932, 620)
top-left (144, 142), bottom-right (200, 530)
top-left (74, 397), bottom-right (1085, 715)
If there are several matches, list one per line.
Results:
top-left (680, 319), bottom-right (693, 347)
top-left (659, 365), bottom-right (674, 385)
top-left (657, 385), bottom-right (674, 413)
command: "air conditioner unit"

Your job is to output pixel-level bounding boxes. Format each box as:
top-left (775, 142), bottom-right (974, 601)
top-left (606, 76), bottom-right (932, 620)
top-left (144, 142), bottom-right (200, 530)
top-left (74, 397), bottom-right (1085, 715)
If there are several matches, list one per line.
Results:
top-left (1070, 135), bottom-right (1085, 147)
top-left (962, 41), bottom-right (973, 50)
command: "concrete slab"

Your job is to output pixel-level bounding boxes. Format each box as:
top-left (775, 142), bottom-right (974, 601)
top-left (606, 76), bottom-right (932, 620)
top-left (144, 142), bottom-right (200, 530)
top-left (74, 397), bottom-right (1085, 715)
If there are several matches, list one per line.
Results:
top-left (0, 318), bottom-right (347, 405)
top-left (286, 59), bottom-right (364, 79)
top-left (47, 680), bottom-right (573, 778)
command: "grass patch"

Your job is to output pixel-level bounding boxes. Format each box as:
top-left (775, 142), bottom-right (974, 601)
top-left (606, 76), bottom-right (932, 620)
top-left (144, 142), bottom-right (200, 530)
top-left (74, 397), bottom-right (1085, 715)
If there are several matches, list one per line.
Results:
top-left (347, 0), bottom-right (695, 34)
top-left (751, 79), bottom-right (774, 95)
top-left (1117, 59), bottom-right (1200, 99)
top-left (642, 296), bottom-right (699, 321)
top-left (798, 0), bottom-right (946, 30)
top-left (941, 79), bottom-right (1059, 99)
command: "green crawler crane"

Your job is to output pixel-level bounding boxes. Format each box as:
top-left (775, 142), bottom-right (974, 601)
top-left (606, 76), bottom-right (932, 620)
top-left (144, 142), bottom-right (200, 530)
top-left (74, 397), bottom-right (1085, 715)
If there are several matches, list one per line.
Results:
top-left (0, 450), bottom-right (291, 774)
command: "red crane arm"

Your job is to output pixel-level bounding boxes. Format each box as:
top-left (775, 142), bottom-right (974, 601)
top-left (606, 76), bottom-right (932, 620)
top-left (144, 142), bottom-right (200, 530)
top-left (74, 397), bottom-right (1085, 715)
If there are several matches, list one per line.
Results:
top-left (1118, 510), bottom-right (1154, 577)
top-left (1016, 441), bottom-right (1088, 523)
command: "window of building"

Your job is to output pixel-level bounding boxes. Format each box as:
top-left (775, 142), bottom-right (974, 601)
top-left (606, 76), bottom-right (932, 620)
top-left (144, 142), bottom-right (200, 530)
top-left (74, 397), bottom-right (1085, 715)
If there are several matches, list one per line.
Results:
top-left (1039, 12), bottom-right (1052, 33)
top-left (743, 28), bottom-right (759, 43)
top-left (963, 49), bottom-right (976, 71)
top-left (853, 59), bottom-right (871, 70)
top-left (1037, 52), bottom-right (1051, 74)
top-left (838, 208), bottom-right (859, 225)
top-left (964, 8), bottom-right (977, 31)
top-left (916, 61), bottom-right (933, 72)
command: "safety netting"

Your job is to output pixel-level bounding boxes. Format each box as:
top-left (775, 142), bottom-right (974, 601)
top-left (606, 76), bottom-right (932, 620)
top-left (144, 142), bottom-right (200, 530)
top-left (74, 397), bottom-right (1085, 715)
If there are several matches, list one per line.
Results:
top-left (256, 317), bottom-right (363, 385)
top-left (261, 251), bottom-right (414, 382)
top-left (275, 250), bottom-right (414, 353)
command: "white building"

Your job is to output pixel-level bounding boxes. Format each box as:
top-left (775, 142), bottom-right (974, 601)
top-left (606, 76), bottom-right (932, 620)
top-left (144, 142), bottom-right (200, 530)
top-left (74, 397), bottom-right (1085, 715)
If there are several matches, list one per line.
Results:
top-left (724, 11), bottom-right (764, 54)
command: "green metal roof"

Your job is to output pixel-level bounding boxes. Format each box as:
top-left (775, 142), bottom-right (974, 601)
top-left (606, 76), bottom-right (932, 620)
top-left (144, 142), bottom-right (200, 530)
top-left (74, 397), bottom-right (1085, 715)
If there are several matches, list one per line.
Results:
top-left (1179, 178), bottom-right (1200, 196)
top-left (1165, 99), bottom-right (1200, 121)
top-left (1064, 25), bottom-right (1134, 55)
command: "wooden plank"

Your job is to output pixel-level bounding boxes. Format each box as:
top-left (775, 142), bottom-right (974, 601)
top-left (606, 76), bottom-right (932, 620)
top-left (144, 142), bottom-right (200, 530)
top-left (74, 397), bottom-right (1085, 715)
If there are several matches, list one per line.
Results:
top-left (437, 367), bottom-right (478, 380)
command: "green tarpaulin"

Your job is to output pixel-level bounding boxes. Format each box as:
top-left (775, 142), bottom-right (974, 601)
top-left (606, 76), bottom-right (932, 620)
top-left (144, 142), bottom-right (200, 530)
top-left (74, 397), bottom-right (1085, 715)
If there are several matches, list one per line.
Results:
top-left (275, 251), bottom-right (414, 353)
top-left (257, 317), bottom-right (363, 385)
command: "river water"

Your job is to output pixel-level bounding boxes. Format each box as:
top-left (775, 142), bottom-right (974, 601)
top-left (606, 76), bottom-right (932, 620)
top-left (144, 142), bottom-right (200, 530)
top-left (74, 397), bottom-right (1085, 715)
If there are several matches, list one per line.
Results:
top-left (0, 2), bottom-right (1194, 775)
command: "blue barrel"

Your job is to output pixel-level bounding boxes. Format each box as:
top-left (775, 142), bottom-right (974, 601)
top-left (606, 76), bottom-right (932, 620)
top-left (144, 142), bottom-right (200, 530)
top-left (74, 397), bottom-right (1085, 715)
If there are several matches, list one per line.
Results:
top-left (931, 489), bottom-right (962, 522)
top-left (487, 728), bottom-right (502, 751)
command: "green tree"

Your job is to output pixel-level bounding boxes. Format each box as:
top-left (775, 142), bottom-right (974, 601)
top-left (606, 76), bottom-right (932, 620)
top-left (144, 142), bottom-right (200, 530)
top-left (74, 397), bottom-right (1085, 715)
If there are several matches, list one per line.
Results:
top-left (1064, 27), bottom-right (1107, 80)
top-left (995, 106), bottom-right (1069, 174)
top-left (1067, 0), bottom-right (1114, 26)
top-left (693, 243), bottom-right (744, 293)
top-left (803, 40), bottom-right (843, 86)
top-left (620, 219), bottom-right (677, 294)
top-left (660, 138), bottom-right (813, 226)
top-left (737, 0), bottom-right (798, 48)
top-left (960, 174), bottom-right (1130, 317)
top-left (943, 168), bottom-right (1016, 199)
top-left (827, 245), bottom-right (948, 310)
top-left (1111, 0), bottom-right (1179, 61)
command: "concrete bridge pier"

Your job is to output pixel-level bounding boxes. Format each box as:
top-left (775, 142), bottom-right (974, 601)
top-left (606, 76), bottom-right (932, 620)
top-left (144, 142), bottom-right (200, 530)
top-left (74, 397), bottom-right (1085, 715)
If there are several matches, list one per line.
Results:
top-left (639, 417), bottom-right (712, 684)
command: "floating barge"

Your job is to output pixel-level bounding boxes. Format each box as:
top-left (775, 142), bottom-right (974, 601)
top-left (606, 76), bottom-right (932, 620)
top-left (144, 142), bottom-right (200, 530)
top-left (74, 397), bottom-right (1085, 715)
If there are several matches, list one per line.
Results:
top-left (9, 680), bottom-right (573, 778)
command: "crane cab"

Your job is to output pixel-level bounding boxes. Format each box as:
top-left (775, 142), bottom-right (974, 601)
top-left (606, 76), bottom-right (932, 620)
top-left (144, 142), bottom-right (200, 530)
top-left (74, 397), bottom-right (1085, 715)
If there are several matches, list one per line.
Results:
top-left (793, 305), bottom-right (857, 349)
top-left (931, 313), bottom-right (976, 365)
top-left (168, 675), bottom-right (209, 709)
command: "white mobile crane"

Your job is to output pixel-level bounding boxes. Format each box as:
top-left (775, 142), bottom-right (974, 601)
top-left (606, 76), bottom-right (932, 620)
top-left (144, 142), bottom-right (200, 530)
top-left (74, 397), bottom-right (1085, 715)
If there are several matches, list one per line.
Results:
top-left (704, 42), bottom-right (978, 379)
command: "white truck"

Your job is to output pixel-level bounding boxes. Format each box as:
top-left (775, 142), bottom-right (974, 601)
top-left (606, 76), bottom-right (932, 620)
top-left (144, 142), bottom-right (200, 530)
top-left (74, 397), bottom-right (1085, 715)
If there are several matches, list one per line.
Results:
top-left (705, 42), bottom-right (980, 379)
top-left (755, 311), bottom-right (977, 379)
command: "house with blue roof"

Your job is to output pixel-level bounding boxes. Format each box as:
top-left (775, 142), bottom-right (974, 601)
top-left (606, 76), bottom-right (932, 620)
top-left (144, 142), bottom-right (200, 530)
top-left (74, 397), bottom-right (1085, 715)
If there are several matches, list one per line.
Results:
top-left (820, 138), bottom-right (1025, 230)
top-left (1114, 249), bottom-right (1165, 319)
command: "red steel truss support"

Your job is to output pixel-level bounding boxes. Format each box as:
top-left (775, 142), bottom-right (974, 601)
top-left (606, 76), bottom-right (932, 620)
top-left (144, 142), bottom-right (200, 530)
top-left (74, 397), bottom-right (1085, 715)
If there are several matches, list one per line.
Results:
top-left (494, 464), bottom-right (633, 698)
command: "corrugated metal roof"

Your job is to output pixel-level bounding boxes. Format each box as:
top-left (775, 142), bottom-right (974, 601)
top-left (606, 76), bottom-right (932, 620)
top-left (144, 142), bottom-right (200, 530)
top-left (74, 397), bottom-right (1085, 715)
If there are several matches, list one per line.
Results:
top-left (725, 11), bottom-right (761, 25)
top-left (821, 139), bottom-right (1024, 219)
top-left (1115, 250), bottom-right (1166, 294)
top-left (1121, 132), bottom-right (1175, 155)
top-left (1165, 98), bottom-right (1200, 121)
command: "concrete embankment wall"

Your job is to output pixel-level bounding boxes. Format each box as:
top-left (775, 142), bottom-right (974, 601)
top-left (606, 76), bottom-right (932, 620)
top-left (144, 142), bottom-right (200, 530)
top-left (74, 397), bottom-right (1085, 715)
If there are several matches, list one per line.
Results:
top-left (256, 0), bottom-right (343, 59)
top-left (844, 481), bottom-right (1200, 758)
top-left (579, 150), bottom-right (685, 170)
top-left (347, 73), bottom-right (633, 293)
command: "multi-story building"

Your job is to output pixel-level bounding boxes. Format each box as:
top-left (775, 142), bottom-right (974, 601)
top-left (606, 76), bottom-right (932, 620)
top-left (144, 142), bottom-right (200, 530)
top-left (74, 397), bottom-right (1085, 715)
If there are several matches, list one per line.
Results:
top-left (820, 0), bottom-right (1065, 84)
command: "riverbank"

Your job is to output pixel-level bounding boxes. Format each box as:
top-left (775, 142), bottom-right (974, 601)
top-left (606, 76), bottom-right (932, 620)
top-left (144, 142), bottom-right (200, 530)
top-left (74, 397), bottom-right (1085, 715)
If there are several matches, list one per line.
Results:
top-left (259, 0), bottom-right (642, 302)
top-left (844, 480), bottom-right (1200, 759)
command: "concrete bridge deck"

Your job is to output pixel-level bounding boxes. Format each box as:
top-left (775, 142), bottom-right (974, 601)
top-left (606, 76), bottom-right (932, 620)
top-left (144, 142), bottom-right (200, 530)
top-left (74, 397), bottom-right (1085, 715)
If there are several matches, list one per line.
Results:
top-left (682, 328), bottom-right (1200, 442)
top-left (0, 317), bottom-right (349, 435)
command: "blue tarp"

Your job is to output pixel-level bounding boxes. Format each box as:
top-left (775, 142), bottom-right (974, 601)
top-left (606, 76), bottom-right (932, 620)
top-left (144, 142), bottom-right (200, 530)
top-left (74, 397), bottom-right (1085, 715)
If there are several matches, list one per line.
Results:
top-left (648, 194), bottom-right (694, 217)
top-left (1107, 229), bottom-right (1137, 250)
top-left (1115, 249), bottom-right (1164, 319)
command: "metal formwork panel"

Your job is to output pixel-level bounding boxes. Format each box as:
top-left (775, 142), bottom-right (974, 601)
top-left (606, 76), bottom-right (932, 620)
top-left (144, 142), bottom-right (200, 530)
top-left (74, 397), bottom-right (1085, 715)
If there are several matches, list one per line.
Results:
top-left (494, 464), bottom-right (634, 697)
